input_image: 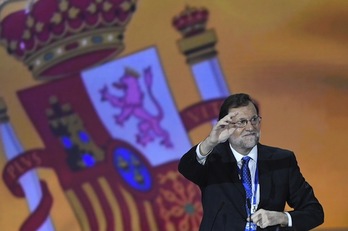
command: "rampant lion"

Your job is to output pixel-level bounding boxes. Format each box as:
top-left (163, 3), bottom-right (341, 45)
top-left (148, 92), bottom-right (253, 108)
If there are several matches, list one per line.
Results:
top-left (100, 66), bottom-right (173, 148)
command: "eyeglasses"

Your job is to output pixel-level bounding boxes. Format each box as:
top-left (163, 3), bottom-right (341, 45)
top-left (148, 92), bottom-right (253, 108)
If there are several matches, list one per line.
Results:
top-left (231, 115), bottom-right (262, 128)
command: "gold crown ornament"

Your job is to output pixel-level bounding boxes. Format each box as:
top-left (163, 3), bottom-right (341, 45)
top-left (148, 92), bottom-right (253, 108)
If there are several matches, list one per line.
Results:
top-left (0, 0), bottom-right (137, 80)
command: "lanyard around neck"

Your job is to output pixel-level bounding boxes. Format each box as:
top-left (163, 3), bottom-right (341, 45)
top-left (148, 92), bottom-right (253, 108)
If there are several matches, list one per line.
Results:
top-left (238, 160), bottom-right (259, 214)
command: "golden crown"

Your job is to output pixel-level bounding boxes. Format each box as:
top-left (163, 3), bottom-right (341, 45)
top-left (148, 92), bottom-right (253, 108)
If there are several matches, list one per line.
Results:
top-left (0, 0), bottom-right (137, 80)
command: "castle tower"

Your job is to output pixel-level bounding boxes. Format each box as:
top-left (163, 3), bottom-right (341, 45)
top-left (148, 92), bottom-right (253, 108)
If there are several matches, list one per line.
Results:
top-left (172, 6), bottom-right (231, 100)
top-left (0, 97), bottom-right (55, 231)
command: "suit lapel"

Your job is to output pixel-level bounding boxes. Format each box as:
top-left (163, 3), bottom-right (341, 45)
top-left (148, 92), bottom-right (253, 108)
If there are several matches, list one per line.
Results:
top-left (219, 142), bottom-right (248, 218)
top-left (222, 142), bottom-right (247, 197)
top-left (219, 142), bottom-right (246, 203)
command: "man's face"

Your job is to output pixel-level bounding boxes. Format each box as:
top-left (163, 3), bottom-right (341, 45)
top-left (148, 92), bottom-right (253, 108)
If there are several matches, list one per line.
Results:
top-left (228, 102), bottom-right (261, 154)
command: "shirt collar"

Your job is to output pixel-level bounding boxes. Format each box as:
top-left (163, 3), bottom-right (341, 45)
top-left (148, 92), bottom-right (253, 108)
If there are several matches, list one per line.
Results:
top-left (229, 143), bottom-right (258, 162)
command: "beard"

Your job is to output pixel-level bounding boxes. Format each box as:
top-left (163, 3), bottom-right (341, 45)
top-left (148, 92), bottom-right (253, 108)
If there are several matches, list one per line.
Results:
top-left (229, 132), bottom-right (260, 153)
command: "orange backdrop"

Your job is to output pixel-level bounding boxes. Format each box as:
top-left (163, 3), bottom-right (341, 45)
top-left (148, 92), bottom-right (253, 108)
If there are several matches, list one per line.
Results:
top-left (1, 0), bottom-right (348, 230)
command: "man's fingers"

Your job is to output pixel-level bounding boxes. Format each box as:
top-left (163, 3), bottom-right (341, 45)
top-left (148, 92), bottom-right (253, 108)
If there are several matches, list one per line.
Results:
top-left (251, 209), bottom-right (271, 228)
top-left (223, 112), bottom-right (239, 122)
top-left (250, 209), bottom-right (285, 228)
top-left (250, 209), bottom-right (263, 221)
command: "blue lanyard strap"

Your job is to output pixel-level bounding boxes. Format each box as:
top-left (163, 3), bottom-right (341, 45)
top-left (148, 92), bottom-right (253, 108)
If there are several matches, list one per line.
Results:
top-left (238, 161), bottom-right (259, 216)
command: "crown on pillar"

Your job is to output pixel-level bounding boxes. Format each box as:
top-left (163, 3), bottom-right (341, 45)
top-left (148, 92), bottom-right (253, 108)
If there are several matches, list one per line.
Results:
top-left (172, 5), bottom-right (217, 64)
top-left (172, 5), bottom-right (209, 37)
top-left (0, 0), bottom-right (137, 80)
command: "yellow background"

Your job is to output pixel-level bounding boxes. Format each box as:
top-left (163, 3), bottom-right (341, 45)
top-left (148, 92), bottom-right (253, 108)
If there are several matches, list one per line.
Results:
top-left (1, 0), bottom-right (348, 230)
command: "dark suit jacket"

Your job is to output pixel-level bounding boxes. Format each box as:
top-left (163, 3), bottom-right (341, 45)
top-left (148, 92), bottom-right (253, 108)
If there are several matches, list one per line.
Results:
top-left (178, 142), bottom-right (324, 231)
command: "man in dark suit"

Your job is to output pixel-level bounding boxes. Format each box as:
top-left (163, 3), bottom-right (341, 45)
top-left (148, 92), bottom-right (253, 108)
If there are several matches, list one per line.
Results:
top-left (178, 93), bottom-right (324, 231)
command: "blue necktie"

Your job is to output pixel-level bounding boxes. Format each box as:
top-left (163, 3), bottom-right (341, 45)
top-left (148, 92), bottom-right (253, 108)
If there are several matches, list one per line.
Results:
top-left (241, 156), bottom-right (256, 231)
top-left (241, 156), bottom-right (252, 200)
